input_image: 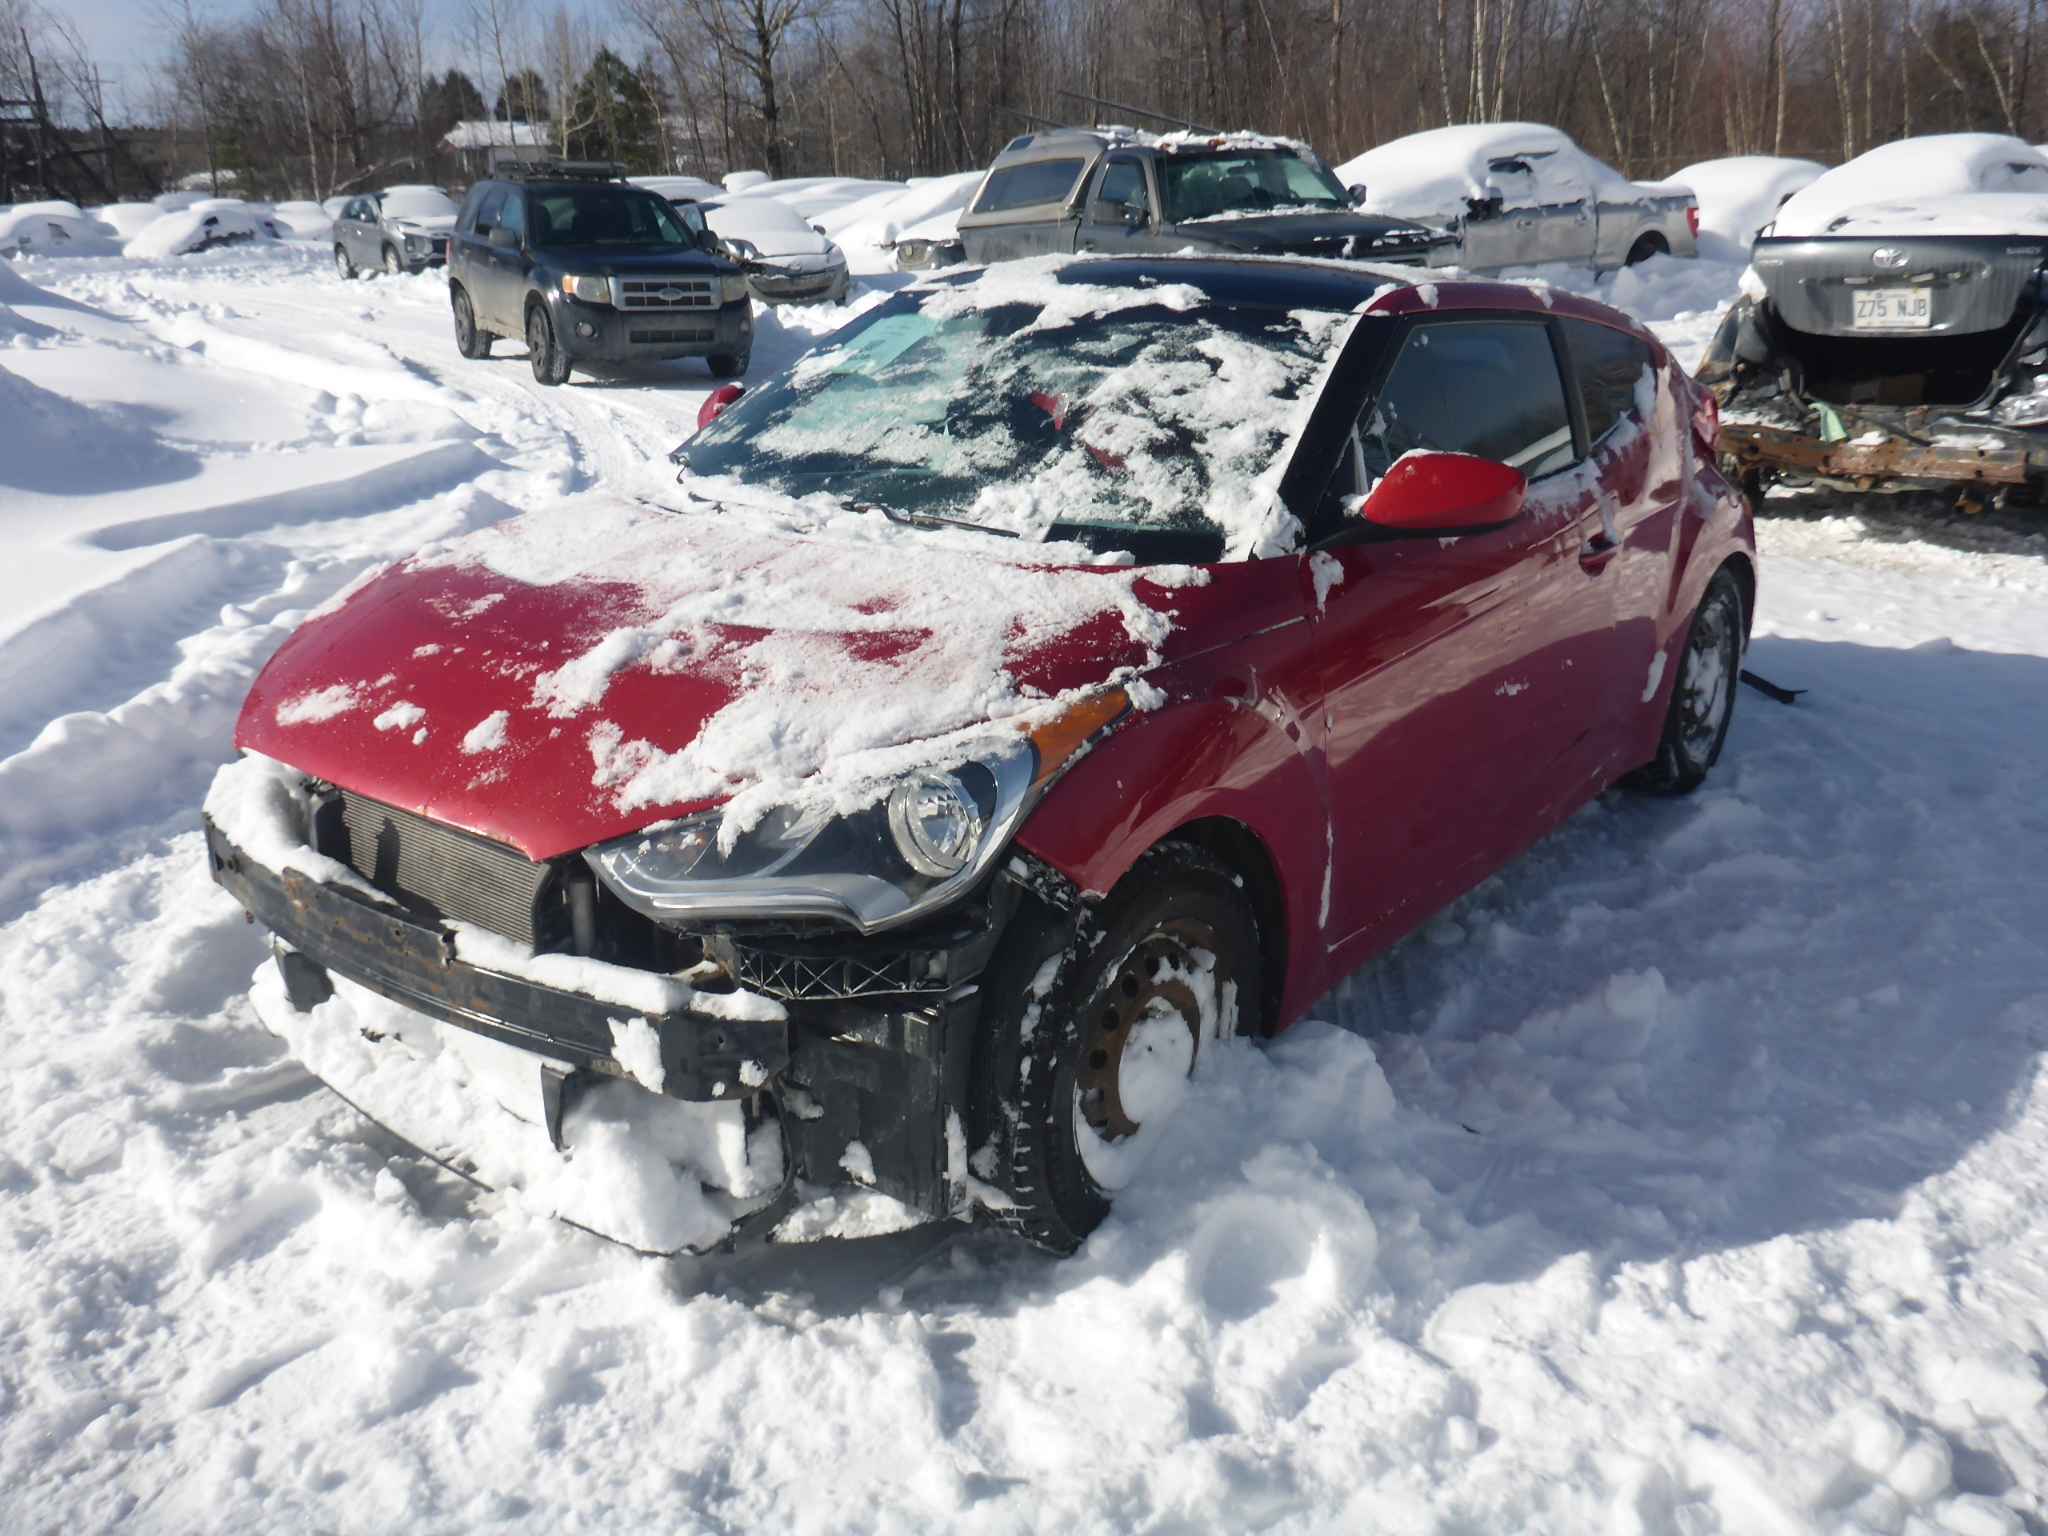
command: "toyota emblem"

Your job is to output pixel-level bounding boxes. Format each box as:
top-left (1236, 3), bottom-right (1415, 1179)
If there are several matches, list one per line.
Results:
top-left (1872, 247), bottom-right (1909, 269)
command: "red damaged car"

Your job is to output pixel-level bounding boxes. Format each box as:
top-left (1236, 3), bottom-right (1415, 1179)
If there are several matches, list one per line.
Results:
top-left (203, 256), bottom-right (1754, 1255)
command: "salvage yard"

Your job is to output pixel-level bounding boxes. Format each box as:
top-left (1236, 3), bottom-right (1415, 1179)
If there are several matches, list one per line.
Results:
top-left (3, 235), bottom-right (2047, 1535)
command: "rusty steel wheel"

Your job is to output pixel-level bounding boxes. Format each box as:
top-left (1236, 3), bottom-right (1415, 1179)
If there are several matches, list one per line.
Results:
top-left (970, 840), bottom-right (1265, 1253)
top-left (1071, 917), bottom-right (1230, 1191)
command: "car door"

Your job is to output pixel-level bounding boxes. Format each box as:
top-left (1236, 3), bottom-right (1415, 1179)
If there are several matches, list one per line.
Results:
top-left (1308, 316), bottom-right (1616, 956)
top-left (470, 187), bottom-right (522, 331)
top-left (341, 198), bottom-right (371, 264)
top-left (1529, 149), bottom-right (1597, 265)
top-left (1556, 316), bottom-right (1686, 725)
top-left (1075, 155), bottom-right (1158, 253)
top-left (1456, 158), bottom-right (1540, 269)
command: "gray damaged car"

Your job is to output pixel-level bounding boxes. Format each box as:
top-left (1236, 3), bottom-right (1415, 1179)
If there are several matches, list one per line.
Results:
top-left (955, 128), bottom-right (1456, 268)
top-left (1700, 133), bottom-right (2048, 504)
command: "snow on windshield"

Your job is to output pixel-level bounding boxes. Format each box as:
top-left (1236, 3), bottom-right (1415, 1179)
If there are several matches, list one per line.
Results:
top-left (685, 259), bottom-right (1354, 560)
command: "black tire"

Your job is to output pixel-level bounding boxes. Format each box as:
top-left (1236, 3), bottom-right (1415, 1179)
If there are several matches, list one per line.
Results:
top-left (707, 349), bottom-right (750, 379)
top-left (526, 304), bottom-right (571, 386)
top-left (1626, 566), bottom-right (1744, 795)
top-left (451, 286), bottom-right (494, 359)
top-left (1625, 232), bottom-right (1669, 266)
top-left (382, 244), bottom-right (403, 276)
top-left (969, 840), bottom-right (1265, 1254)
top-left (334, 244), bottom-right (356, 280)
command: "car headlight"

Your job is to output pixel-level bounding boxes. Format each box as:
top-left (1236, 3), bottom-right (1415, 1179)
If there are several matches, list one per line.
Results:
top-left (586, 690), bottom-right (1129, 933)
top-left (403, 231), bottom-right (428, 248)
top-left (723, 238), bottom-right (760, 260)
top-left (825, 241), bottom-right (843, 262)
top-left (561, 273), bottom-right (613, 304)
top-left (720, 270), bottom-right (752, 304)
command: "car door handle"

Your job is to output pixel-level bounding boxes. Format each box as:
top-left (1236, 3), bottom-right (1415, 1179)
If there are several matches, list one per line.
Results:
top-left (1578, 534), bottom-right (1619, 571)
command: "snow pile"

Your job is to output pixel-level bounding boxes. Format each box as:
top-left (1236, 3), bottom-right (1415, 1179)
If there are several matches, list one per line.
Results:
top-left (1772, 132), bottom-right (2048, 236)
top-left (269, 200), bottom-right (334, 238)
top-left (1670, 155), bottom-right (1827, 259)
top-left (91, 201), bottom-right (167, 241)
top-left (828, 170), bottom-right (984, 254)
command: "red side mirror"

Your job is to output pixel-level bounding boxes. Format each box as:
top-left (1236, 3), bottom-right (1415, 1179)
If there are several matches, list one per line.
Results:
top-left (697, 383), bottom-right (745, 432)
top-left (1353, 450), bottom-right (1526, 534)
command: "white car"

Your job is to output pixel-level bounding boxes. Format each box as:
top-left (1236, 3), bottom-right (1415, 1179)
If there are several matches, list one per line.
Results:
top-left (271, 200), bottom-right (335, 239)
top-left (124, 203), bottom-right (283, 259)
top-left (1338, 122), bottom-right (1699, 271)
top-left (629, 174), bottom-right (725, 204)
top-left (700, 196), bottom-right (850, 304)
top-left (1767, 132), bottom-right (2048, 237)
top-left (0, 201), bottom-right (119, 257)
top-left (1669, 156), bottom-right (1827, 261)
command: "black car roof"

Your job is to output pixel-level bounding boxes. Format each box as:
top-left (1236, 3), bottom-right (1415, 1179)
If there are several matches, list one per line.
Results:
top-left (932, 254), bottom-right (1419, 312)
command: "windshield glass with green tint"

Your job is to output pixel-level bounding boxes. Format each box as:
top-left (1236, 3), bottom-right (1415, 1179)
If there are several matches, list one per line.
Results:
top-left (530, 187), bottom-right (691, 248)
top-left (680, 279), bottom-right (1349, 555)
top-left (1160, 150), bottom-right (1350, 223)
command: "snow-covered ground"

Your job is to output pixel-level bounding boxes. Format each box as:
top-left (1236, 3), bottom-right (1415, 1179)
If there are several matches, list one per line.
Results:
top-left (3, 238), bottom-right (2046, 1535)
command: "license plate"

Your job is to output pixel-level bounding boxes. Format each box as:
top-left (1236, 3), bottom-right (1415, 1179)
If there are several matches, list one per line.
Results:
top-left (1852, 287), bottom-right (1932, 329)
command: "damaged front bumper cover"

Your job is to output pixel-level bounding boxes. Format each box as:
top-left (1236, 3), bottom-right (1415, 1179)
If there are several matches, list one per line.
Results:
top-left (204, 815), bottom-right (1005, 1252)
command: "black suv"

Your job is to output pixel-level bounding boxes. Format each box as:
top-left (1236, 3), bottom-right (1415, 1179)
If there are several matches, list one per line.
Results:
top-left (447, 163), bottom-right (754, 385)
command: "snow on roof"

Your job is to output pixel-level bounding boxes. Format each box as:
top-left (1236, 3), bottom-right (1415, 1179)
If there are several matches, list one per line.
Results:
top-left (1337, 122), bottom-right (1576, 222)
top-left (442, 119), bottom-right (547, 150)
top-left (1772, 134), bottom-right (2048, 237)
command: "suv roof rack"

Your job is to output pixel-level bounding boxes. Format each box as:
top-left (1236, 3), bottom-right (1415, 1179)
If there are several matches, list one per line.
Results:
top-left (497, 159), bottom-right (627, 183)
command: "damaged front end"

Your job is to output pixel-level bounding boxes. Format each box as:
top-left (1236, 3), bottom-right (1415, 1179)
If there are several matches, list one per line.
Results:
top-left (1699, 233), bottom-right (2048, 500)
top-left (204, 757), bottom-right (1086, 1257)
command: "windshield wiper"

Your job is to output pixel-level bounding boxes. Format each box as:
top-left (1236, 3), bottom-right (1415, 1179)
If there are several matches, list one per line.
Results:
top-left (857, 501), bottom-right (1021, 538)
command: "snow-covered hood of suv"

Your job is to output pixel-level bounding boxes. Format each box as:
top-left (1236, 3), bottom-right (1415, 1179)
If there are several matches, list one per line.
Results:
top-left (391, 214), bottom-right (457, 234)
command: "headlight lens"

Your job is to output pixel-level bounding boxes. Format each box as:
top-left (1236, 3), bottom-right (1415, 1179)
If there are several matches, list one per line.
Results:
top-left (586, 690), bottom-right (1128, 932)
top-left (720, 270), bottom-right (752, 304)
top-left (723, 238), bottom-right (759, 260)
top-left (561, 273), bottom-right (612, 304)
top-left (887, 772), bottom-right (982, 876)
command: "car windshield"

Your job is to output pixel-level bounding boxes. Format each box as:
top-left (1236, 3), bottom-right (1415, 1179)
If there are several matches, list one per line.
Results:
top-left (681, 278), bottom-right (1349, 555)
top-left (530, 186), bottom-right (691, 248)
top-left (1160, 150), bottom-right (1349, 223)
top-left (380, 188), bottom-right (458, 221)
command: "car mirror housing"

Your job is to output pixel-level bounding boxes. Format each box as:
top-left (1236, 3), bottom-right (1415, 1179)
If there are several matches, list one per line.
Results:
top-left (1348, 182), bottom-right (1368, 205)
top-left (697, 382), bottom-right (745, 432)
top-left (487, 224), bottom-right (518, 249)
top-left (1353, 451), bottom-right (1526, 535)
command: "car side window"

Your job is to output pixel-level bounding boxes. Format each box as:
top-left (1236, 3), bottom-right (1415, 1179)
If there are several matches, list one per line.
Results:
top-left (973, 158), bottom-right (1087, 214)
top-left (1563, 318), bottom-right (1657, 449)
top-left (1093, 159), bottom-right (1146, 216)
top-left (1359, 320), bottom-right (1577, 483)
top-left (498, 191), bottom-right (526, 242)
top-left (471, 186), bottom-right (507, 235)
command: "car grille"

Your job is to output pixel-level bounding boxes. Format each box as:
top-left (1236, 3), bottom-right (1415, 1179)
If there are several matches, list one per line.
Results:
top-left (717, 936), bottom-right (952, 1001)
top-left (617, 275), bottom-right (716, 311)
top-left (628, 327), bottom-right (713, 345)
top-left (329, 790), bottom-right (556, 946)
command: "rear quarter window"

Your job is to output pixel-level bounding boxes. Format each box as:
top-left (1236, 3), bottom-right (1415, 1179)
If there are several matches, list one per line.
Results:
top-left (973, 159), bottom-right (1088, 214)
top-left (1563, 318), bottom-right (1657, 447)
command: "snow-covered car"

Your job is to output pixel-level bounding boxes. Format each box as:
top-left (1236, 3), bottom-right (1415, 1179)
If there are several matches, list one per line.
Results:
top-left (699, 195), bottom-right (850, 303)
top-left (91, 201), bottom-right (167, 242)
top-left (1699, 134), bottom-right (2048, 500)
top-left (1339, 123), bottom-right (1700, 271)
top-left (1670, 155), bottom-right (1827, 262)
top-left (270, 199), bottom-right (335, 239)
top-left (628, 173), bottom-right (724, 204)
top-left (890, 207), bottom-right (966, 271)
top-left (0, 201), bottom-right (118, 257)
top-left (203, 254), bottom-right (1755, 1258)
top-left (956, 127), bottom-right (1454, 267)
top-left (123, 203), bottom-right (283, 259)
top-left (332, 185), bottom-right (460, 277)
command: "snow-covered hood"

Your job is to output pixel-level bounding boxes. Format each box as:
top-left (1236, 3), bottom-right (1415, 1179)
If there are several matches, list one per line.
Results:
top-left (390, 213), bottom-right (457, 235)
top-left (234, 498), bottom-right (1198, 859)
top-left (702, 203), bottom-right (833, 260)
top-left (1178, 209), bottom-right (1440, 254)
